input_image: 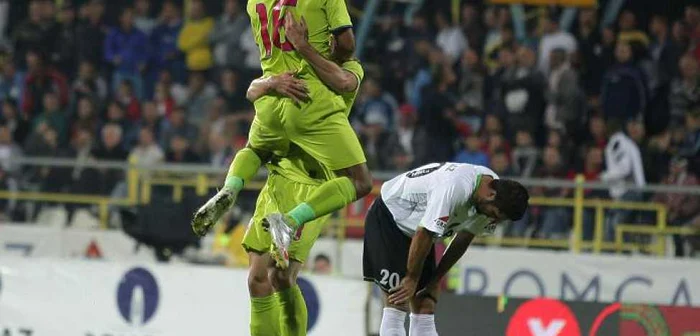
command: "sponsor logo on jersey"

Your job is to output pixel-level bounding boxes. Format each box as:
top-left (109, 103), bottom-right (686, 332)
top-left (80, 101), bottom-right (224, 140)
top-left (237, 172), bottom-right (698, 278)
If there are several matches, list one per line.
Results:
top-left (434, 216), bottom-right (450, 229)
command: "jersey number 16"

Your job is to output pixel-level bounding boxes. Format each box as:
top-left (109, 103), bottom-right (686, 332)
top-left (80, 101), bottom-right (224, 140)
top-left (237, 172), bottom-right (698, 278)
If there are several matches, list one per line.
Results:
top-left (255, 0), bottom-right (298, 57)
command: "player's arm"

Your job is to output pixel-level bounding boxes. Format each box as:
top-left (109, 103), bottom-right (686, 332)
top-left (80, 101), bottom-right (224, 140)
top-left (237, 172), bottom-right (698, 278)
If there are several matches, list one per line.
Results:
top-left (283, 13), bottom-right (358, 93)
top-left (387, 226), bottom-right (436, 305)
top-left (246, 72), bottom-right (309, 104)
top-left (325, 0), bottom-right (355, 62)
top-left (388, 185), bottom-right (464, 305)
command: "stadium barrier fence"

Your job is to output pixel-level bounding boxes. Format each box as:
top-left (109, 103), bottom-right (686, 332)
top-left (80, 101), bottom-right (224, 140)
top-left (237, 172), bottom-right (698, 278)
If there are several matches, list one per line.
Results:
top-left (1, 157), bottom-right (699, 257)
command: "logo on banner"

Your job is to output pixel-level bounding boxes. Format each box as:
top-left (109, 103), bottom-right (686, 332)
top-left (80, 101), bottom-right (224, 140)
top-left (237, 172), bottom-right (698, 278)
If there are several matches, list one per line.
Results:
top-left (506, 298), bottom-right (581, 336)
top-left (116, 267), bottom-right (160, 326)
top-left (298, 277), bottom-right (319, 331)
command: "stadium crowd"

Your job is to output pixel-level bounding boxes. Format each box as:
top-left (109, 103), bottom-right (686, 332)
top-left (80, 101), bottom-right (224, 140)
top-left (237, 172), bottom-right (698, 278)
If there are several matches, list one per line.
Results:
top-left (0, 0), bottom-right (698, 253)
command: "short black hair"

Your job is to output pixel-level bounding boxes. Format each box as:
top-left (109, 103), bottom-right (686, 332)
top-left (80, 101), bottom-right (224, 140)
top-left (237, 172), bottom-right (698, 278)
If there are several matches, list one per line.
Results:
top-left (314, 254), bottom-right (330, 264)
top-left (491, 179), bottom-right (529, 221)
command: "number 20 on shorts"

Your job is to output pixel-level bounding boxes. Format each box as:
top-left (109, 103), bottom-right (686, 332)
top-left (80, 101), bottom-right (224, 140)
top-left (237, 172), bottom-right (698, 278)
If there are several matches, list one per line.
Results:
top-left (380, 269), bottom-right (400, 290)
top-left (255, 0), bottom-right (298, 57)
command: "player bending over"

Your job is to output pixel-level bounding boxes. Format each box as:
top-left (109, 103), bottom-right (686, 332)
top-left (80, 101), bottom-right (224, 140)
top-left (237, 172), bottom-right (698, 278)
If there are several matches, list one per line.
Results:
top-left (363, 163), bottom-right (529, 336)
top-left (241, 25), bottom-right (365, 336)
top-left (192, 0), bottom-right (373, 270)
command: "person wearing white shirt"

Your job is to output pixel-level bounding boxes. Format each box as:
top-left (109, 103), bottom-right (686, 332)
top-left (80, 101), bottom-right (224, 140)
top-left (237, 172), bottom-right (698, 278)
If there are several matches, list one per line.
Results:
top-left (601, 120), bottom-right (646, 240)
top-left (363, 163), bottom-right (529, 336)
top-left (434, 11), bottom-right (468, 64)
top-left (538, 15), bottom-right (577, 74)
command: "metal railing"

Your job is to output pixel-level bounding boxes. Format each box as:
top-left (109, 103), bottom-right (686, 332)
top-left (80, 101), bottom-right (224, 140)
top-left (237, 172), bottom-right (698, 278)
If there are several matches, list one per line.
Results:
top-left (1, 157), bottom-right (699, 256)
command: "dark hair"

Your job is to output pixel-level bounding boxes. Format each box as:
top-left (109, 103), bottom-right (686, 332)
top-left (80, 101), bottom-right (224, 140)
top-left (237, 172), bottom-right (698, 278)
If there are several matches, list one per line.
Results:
top-left (314, 254), bottom-right (330, 263)
top-left (491, 179), bottom-right (529, 221)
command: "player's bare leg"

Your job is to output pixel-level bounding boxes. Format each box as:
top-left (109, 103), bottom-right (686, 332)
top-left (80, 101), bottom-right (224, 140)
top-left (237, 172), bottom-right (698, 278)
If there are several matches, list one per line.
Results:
top-left (380, 293), bottom-right (409, 336)
top-left (266, 163), bottom-right (372, 268)
top-left (192, 145), bottom-right (273, 236)
top-left (269, 261), bottom-right (307, 336)
top-left (248, 251), bottom-right (282, 336)
top-left (408, 295), bottom-right (438, 336)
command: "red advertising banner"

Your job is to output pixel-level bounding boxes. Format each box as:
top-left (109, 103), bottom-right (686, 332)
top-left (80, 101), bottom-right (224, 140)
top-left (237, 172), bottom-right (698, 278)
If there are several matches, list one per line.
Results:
top-left (620, 305), bottom-right (700, 336)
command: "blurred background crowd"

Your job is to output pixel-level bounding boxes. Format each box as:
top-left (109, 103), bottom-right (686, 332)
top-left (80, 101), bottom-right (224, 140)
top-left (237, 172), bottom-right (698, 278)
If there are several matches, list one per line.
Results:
top-left (0, 0), bottom-right (698, 255)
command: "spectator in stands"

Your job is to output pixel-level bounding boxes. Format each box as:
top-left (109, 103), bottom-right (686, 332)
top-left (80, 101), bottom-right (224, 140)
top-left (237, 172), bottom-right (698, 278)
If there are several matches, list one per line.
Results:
top-left (482, 7), bottom-right (501, 58)
top-left (654, 157), bottom-right (700, 256)
top-left (154, 83), bottom-right (175, 119)
top-left (358, 107), bottom-right (394, 170)
top-left (133, 0), bottom-right (155, 36)
top-left (681, 108), bottom-right (700, 157)
top-left (0, 56), bottom-right (25, 104)
top-left (571, 146), bottom-right (605, 241)
top-left (76, 0), bottom-right (107, 69)
top-left (0, 124), bottom-right (23, 176)
top-left (355, 77), bottom-right (395, 130)
top-left (138, 101), bottom-right (164, 141)
top-left (484, 23), bottom-right (516, 72)
top-left (649, 15), bottom-right (681, 93)
top-left (585, 114), bottom-right (608, 149)
top-left (416, 58), bottom-right (459, 164)
top-left (71, 97), bottom-right (99, 138)
top-left (460, 4), bottom-right (483, 53)
top-left (33, 92), bottom-right (67, 144)
top-left (104, 7), bottom-right (148, 99)
top-left (312, 254), bottom-right (332, 275)
top-left (618, 10), bottom-right (650, 47)
top-left (239, 24), bottom-right (263, 79)
top-left (669, 55), bottom-right (700, 126)
top-left (642, 128), bottom-right (673, 185)
top-left (211, 0), bottom-right (249, 70)
top-left (456, 50), bottom-right (486, 126)
top-left (601, 120), bottom-right (647, 240)
top-left (92, 123), bottom-right (128, 193)
top-left (672, 21), bottom-right (690, 52)
top-left (1, 99), bottom-right (30, 145)
top-left (485, 47), bottom-right (516, 112)
top-left (21, 50), bottom-right (69, 118)
top-left (160, 107), bottom-right (198, 150)
top-left (156, 69), bottom-right (188, 106)
top-left (534, 146), bottom-right (570, 239)
top-left (12, 0), bottom-right (53, 70)
top-left (219, 68), bottom-right (250, 118)
top-left (184, 71), bottom-right (216, 126)
top-left (166, 133), bottom-right (199, 163)
top-left (54, 2), bottom-right (77, 78)
top-left (489, 151), bottom-right (515, 176)
top-left (545, 48), bottom-right (584, 135)
top-left (538, 12), bottom-right (577, 74)
top-left (129, 127), bottom-right (164, 166)
top-left (502, 46), bottom-right (546, 134)
top-left (206, 130), bottom-right (231, 168)
top-left (684, 5), bottom-right (700, 59)
top-left (601, 41), bottom-right (648, 126)
top-left (575, 8), bottom-right (604, 99)
top-left (512, 130), bottom-right (539, 177)
top-left (72, 61), bottom-right (108, 104)
top-left (434, 10), bottom-right (467, 64)
top-left (150, 1), bottom-right (185, 89)
top-left (116, 80), bottom-right (141, 122)
top-left (103, 101), bottom-right (134, 148)
top-left (386, 104), bottom-right (419, 171)
top-left (454, 133), bottom-right (488, 167)
top-left (178, 0), bottom-right (214, 72)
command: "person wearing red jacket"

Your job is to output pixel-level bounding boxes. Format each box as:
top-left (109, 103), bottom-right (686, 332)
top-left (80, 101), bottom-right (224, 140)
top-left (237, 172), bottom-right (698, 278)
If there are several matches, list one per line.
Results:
top-left (21, 50), bottom-right (69, 118)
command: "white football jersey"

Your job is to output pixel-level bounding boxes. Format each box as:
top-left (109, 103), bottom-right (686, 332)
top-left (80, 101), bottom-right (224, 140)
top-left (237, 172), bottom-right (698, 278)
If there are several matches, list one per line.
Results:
top-left (380, 162), bottom-right (499, 238)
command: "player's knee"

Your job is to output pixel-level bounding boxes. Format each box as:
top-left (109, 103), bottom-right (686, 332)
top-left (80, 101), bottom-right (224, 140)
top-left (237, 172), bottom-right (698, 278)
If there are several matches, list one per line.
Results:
top-left (412, 297), bottom-right (436, 315)
top-left (269, 268), bottom-right (295, 290)
top-left (248, 271), bottom-right (271, 295)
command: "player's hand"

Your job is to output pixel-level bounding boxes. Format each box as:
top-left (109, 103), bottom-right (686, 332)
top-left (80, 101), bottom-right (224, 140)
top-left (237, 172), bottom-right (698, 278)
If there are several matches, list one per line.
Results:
top-left (270, 72), bottom-right (309, 104)
top-left (388, 276), bottom-right (418, 305)
top-left (284, 12), bottom-right (309, 49)
top-left (415, 281), bottom-right (440, 304)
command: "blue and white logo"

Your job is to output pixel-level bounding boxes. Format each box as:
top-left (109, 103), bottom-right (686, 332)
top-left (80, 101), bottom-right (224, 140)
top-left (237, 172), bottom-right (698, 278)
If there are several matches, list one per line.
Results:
top-left (116, 267), bottom-right (159, 326)
top-left (297, 277), bottom-right (319, 331)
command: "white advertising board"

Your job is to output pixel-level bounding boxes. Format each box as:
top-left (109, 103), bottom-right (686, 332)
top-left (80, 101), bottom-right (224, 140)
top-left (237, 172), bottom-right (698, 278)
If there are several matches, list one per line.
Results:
top-left (454, 247), bottom-right (700, 306)
top-left (0, 224), bottom-right (155, 261)
top-left (0, 257), bottom-right (366, 335)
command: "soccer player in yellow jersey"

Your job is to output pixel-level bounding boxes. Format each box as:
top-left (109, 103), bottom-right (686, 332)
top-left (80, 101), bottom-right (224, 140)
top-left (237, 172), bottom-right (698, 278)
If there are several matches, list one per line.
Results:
top-left (237, 15), bottom-right (365, 336)
top-left (192, 0), bottom-right (372, 270)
